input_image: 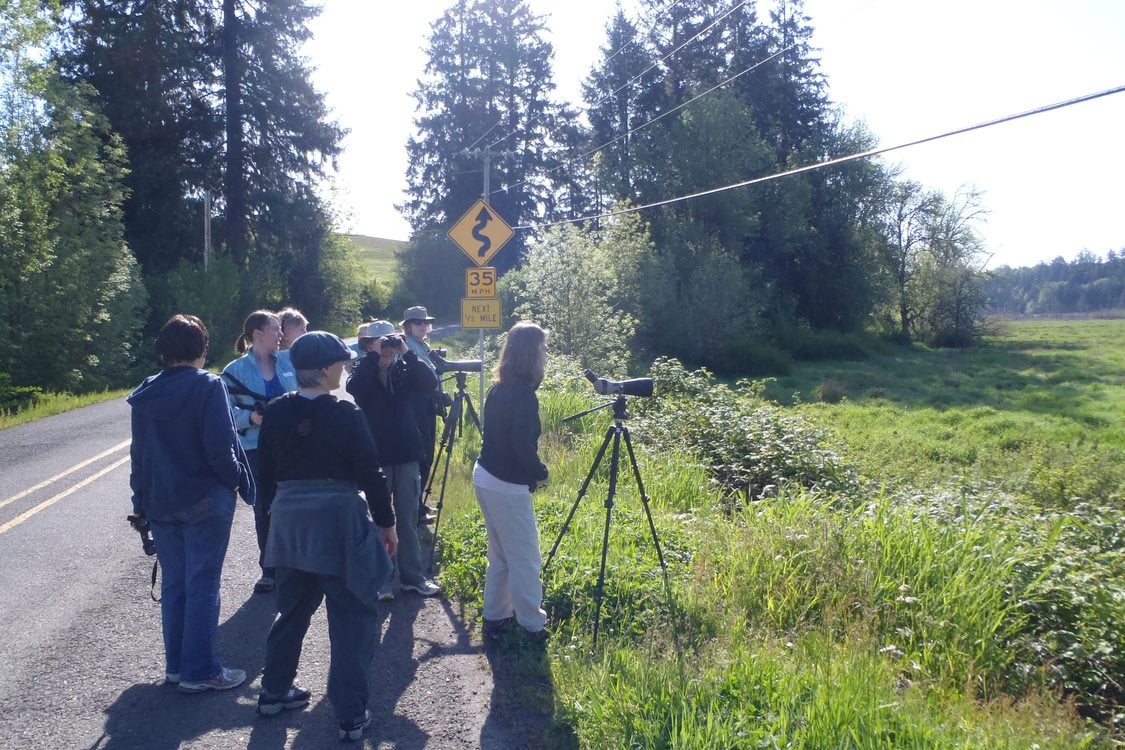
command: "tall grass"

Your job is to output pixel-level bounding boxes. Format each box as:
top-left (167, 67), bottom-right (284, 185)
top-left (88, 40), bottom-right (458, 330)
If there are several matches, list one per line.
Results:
top-left (0, 388), bottom-right (129, 430)
top-left (436, 322), bottom-right (1122, 747)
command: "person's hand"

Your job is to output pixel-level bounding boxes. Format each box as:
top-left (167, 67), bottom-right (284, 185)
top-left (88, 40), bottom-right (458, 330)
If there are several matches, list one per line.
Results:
top-left (380, 525), bottom-right (398, 557)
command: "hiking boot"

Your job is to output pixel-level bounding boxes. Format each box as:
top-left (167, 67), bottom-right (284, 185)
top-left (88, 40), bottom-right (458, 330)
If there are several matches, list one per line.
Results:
top-left (339, 709), bottom-right (371, 742)
top-left (401, 579), bottom-right (440, 597)
top-left (253, 575), bottom-right (275, 593)
top-left (178, 667), bottom-right (246, 693)
top-left (257, 685), bottom-right (311, 716)
top-left (522, 626), bottom-right (550, 643)
top-left (482, 617), bottom-right (513, 640)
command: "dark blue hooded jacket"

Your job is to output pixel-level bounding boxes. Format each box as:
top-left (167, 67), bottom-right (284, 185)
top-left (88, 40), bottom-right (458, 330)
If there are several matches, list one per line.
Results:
top-left (128, 366), bottom-right (254, 520)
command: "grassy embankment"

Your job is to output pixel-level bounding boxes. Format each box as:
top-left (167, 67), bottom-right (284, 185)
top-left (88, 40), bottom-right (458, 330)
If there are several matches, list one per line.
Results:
top-left (434, 318), bottom-right (1123, 748)
top-left (343, 233), bottom-right (404, 283)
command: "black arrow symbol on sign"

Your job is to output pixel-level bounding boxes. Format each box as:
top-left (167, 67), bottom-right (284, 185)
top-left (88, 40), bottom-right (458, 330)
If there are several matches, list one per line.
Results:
top-left (471, 207), bottom-right (492, 257)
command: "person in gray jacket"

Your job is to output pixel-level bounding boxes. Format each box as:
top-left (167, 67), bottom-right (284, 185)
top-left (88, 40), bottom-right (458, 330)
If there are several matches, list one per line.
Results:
top-left (255, 331), bottom-right (397, 743)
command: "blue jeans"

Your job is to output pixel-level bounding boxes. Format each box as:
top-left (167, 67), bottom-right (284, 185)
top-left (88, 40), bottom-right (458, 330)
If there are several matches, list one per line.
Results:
top-left (149, 487), bottom-right (236, 681)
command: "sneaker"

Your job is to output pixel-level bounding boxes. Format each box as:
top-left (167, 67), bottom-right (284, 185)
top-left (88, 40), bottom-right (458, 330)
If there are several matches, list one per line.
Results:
top-left (418, 503), bottom-right (437, 525)
top-left (178, 666), bottom-right (247, 693)
top-left (253, 575), bottom-right (275, 593)
top-left (482, 617), bottom-right (513, 640)
top-left (377, 588), bottom-right (394, 602)
top-left (257, 685), bottom-right (312, 716)
top-left (401, 579), bottom-right (440, 597)
top-left (164, 672), bottom-right (180, 685)
top-left (339, 709), bottom-right (371, 742)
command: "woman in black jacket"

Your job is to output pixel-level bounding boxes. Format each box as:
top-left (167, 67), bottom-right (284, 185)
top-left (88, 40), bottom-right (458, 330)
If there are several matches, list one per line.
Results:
top-left (473, 322), bottom-right (550, 641)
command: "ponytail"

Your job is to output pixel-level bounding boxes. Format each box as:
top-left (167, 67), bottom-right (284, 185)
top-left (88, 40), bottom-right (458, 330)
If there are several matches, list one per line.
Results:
top-left (236, 310), bottom-right (279, 354)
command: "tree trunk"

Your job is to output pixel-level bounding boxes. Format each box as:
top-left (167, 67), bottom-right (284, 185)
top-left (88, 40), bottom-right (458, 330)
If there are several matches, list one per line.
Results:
top-left (222, 0), bottom-right (247, 266)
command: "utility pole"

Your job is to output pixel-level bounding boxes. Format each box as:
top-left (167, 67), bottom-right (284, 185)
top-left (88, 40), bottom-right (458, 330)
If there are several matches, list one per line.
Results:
top-left (203, 191), bottom-right (212, 273)
top-left (461, 143), bottom-right (514, 409)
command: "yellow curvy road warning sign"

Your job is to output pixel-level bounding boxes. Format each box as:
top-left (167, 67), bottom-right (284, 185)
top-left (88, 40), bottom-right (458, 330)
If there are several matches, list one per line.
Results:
top-left (448, 199), bottom-right (514, 267)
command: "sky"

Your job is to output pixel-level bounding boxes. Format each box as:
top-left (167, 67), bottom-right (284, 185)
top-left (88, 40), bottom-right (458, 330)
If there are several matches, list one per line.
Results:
top-left (305, 0), bottom-right (1125, 270)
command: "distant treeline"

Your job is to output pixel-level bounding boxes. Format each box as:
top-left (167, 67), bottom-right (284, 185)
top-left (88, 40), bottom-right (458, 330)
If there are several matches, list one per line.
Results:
top-left (986, 251), bottom-right (1125, 315)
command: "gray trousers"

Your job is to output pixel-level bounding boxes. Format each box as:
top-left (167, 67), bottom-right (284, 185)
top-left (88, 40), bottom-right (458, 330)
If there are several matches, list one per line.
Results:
top-left (261, 567), bottom-right (379, 725)
top-left (384, 461), bottom-right (425, 587)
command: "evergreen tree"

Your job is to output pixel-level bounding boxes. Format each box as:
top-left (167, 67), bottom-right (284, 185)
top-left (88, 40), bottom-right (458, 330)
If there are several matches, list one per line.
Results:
top-left (401, 0), bottom-right (571, 288)
top-left (56, 0), bottom-right (345, 323)
top-left (582, 10), bottom-right (661, 204)
top-left (57, 0), bottom-right (219, 276)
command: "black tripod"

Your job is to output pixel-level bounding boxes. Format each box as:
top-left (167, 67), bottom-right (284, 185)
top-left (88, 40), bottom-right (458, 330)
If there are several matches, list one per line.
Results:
top-left (424, 370), bottom-right (481, 573)
top-left (542, 395), bottom-right (671, 650)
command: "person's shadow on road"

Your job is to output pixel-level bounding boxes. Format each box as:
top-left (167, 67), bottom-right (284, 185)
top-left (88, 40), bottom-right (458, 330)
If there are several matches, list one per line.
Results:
top-left (480, 628), bottom-right (573, 750)
top-left (91, 590), bottom-right (277, 749)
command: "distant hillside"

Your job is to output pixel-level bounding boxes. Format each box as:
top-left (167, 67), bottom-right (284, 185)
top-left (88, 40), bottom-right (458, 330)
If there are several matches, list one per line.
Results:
top-left (341, 233), bottom-right (406, 281)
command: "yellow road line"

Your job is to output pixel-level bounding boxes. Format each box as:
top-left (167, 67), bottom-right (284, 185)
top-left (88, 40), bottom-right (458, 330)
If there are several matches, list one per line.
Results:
top-left (0, 439), bottom-right (131, 511)
top-left (0, 455), bottom-right (131, 536)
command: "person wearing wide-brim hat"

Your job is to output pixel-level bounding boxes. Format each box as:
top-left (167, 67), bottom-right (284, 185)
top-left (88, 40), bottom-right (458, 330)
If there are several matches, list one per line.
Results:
top-left (401, 306), bottom-right (444, 525)
top-left (255, 331), bottom-right (398, 742)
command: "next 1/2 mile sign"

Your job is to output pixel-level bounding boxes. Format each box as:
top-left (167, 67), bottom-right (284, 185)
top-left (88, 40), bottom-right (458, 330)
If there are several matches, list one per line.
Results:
top-left (462, 298), bottom-right (502, 329)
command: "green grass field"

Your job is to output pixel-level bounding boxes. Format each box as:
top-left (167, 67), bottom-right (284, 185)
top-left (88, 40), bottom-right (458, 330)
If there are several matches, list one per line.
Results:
top-left (770, 318), bottom-right (1125, 503)
top-left (436, 318), bottom-right (1123, 748)
top-left (341, 233), bottom-right (405, 282)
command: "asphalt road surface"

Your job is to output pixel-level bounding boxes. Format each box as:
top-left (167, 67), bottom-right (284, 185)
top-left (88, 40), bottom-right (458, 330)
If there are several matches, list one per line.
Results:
top-left (0, 374), bottom-right (534, 749)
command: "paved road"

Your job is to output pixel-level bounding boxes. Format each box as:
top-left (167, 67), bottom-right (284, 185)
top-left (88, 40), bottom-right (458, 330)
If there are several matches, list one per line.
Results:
top-left (0, 376), bottom-right (515, 749)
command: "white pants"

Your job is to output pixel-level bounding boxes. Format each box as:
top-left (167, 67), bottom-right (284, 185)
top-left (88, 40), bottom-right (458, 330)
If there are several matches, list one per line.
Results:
top-left (474, 483), bottom-right (548, 631)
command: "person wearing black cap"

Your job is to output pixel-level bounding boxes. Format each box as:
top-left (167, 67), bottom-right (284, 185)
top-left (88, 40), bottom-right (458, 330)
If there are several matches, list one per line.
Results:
top-left (401, 305), bottom-right (443, 524)
top-left (255, 331), bottom-right (398, 743)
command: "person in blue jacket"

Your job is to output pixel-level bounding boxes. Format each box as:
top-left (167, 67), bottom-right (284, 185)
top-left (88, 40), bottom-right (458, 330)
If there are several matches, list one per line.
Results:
top-left (128, 314), bottom-right (254, 693)
top-left (222, 309), bottom-right (297, 594)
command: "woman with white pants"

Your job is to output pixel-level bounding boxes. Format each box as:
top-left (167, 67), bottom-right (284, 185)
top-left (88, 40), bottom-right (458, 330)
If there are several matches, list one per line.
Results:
top-left (473, 322), bottom-right (550, 641)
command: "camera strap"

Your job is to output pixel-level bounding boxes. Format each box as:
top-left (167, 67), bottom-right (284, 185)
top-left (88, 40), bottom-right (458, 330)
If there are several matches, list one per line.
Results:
top-left (148, 559), bottom-right (160, 602)
top-left (222, 372), bottom-right (269, 403)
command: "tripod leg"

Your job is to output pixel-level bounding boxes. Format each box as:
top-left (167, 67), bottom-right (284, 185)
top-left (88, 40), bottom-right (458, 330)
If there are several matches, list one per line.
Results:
top-left (620, 426), bottom-right (669, 575)
top-left (423, 399), bottom-right (458, 506)
top-left (591, 425), bottom-right (623, 651)
top-left (425, 396), bottom-right (462, 574)
top-left (463, 393), bottom-right (481, 434)
top-left (542, 425), bottom-right (614, 575)
top-left (620, 425), bottom-right (683, 659)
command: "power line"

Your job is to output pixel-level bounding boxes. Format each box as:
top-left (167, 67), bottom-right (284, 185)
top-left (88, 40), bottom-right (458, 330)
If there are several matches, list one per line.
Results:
top-left (487, 0), bottom-right (742, 152)
top-left (512, 83), bottom-right (1125, 231)
top-left (493, 0), bottom-right (879, 199)
top-left (497, 43), bottom-right (789, 198)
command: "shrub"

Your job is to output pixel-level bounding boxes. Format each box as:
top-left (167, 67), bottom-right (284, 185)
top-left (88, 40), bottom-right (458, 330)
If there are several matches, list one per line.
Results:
top-left (0, 372), bottom-right (41, 413)
top-left (634, 358), bottom-right (860, 504)
top-left (815, 377), bottom-right (849, 403)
